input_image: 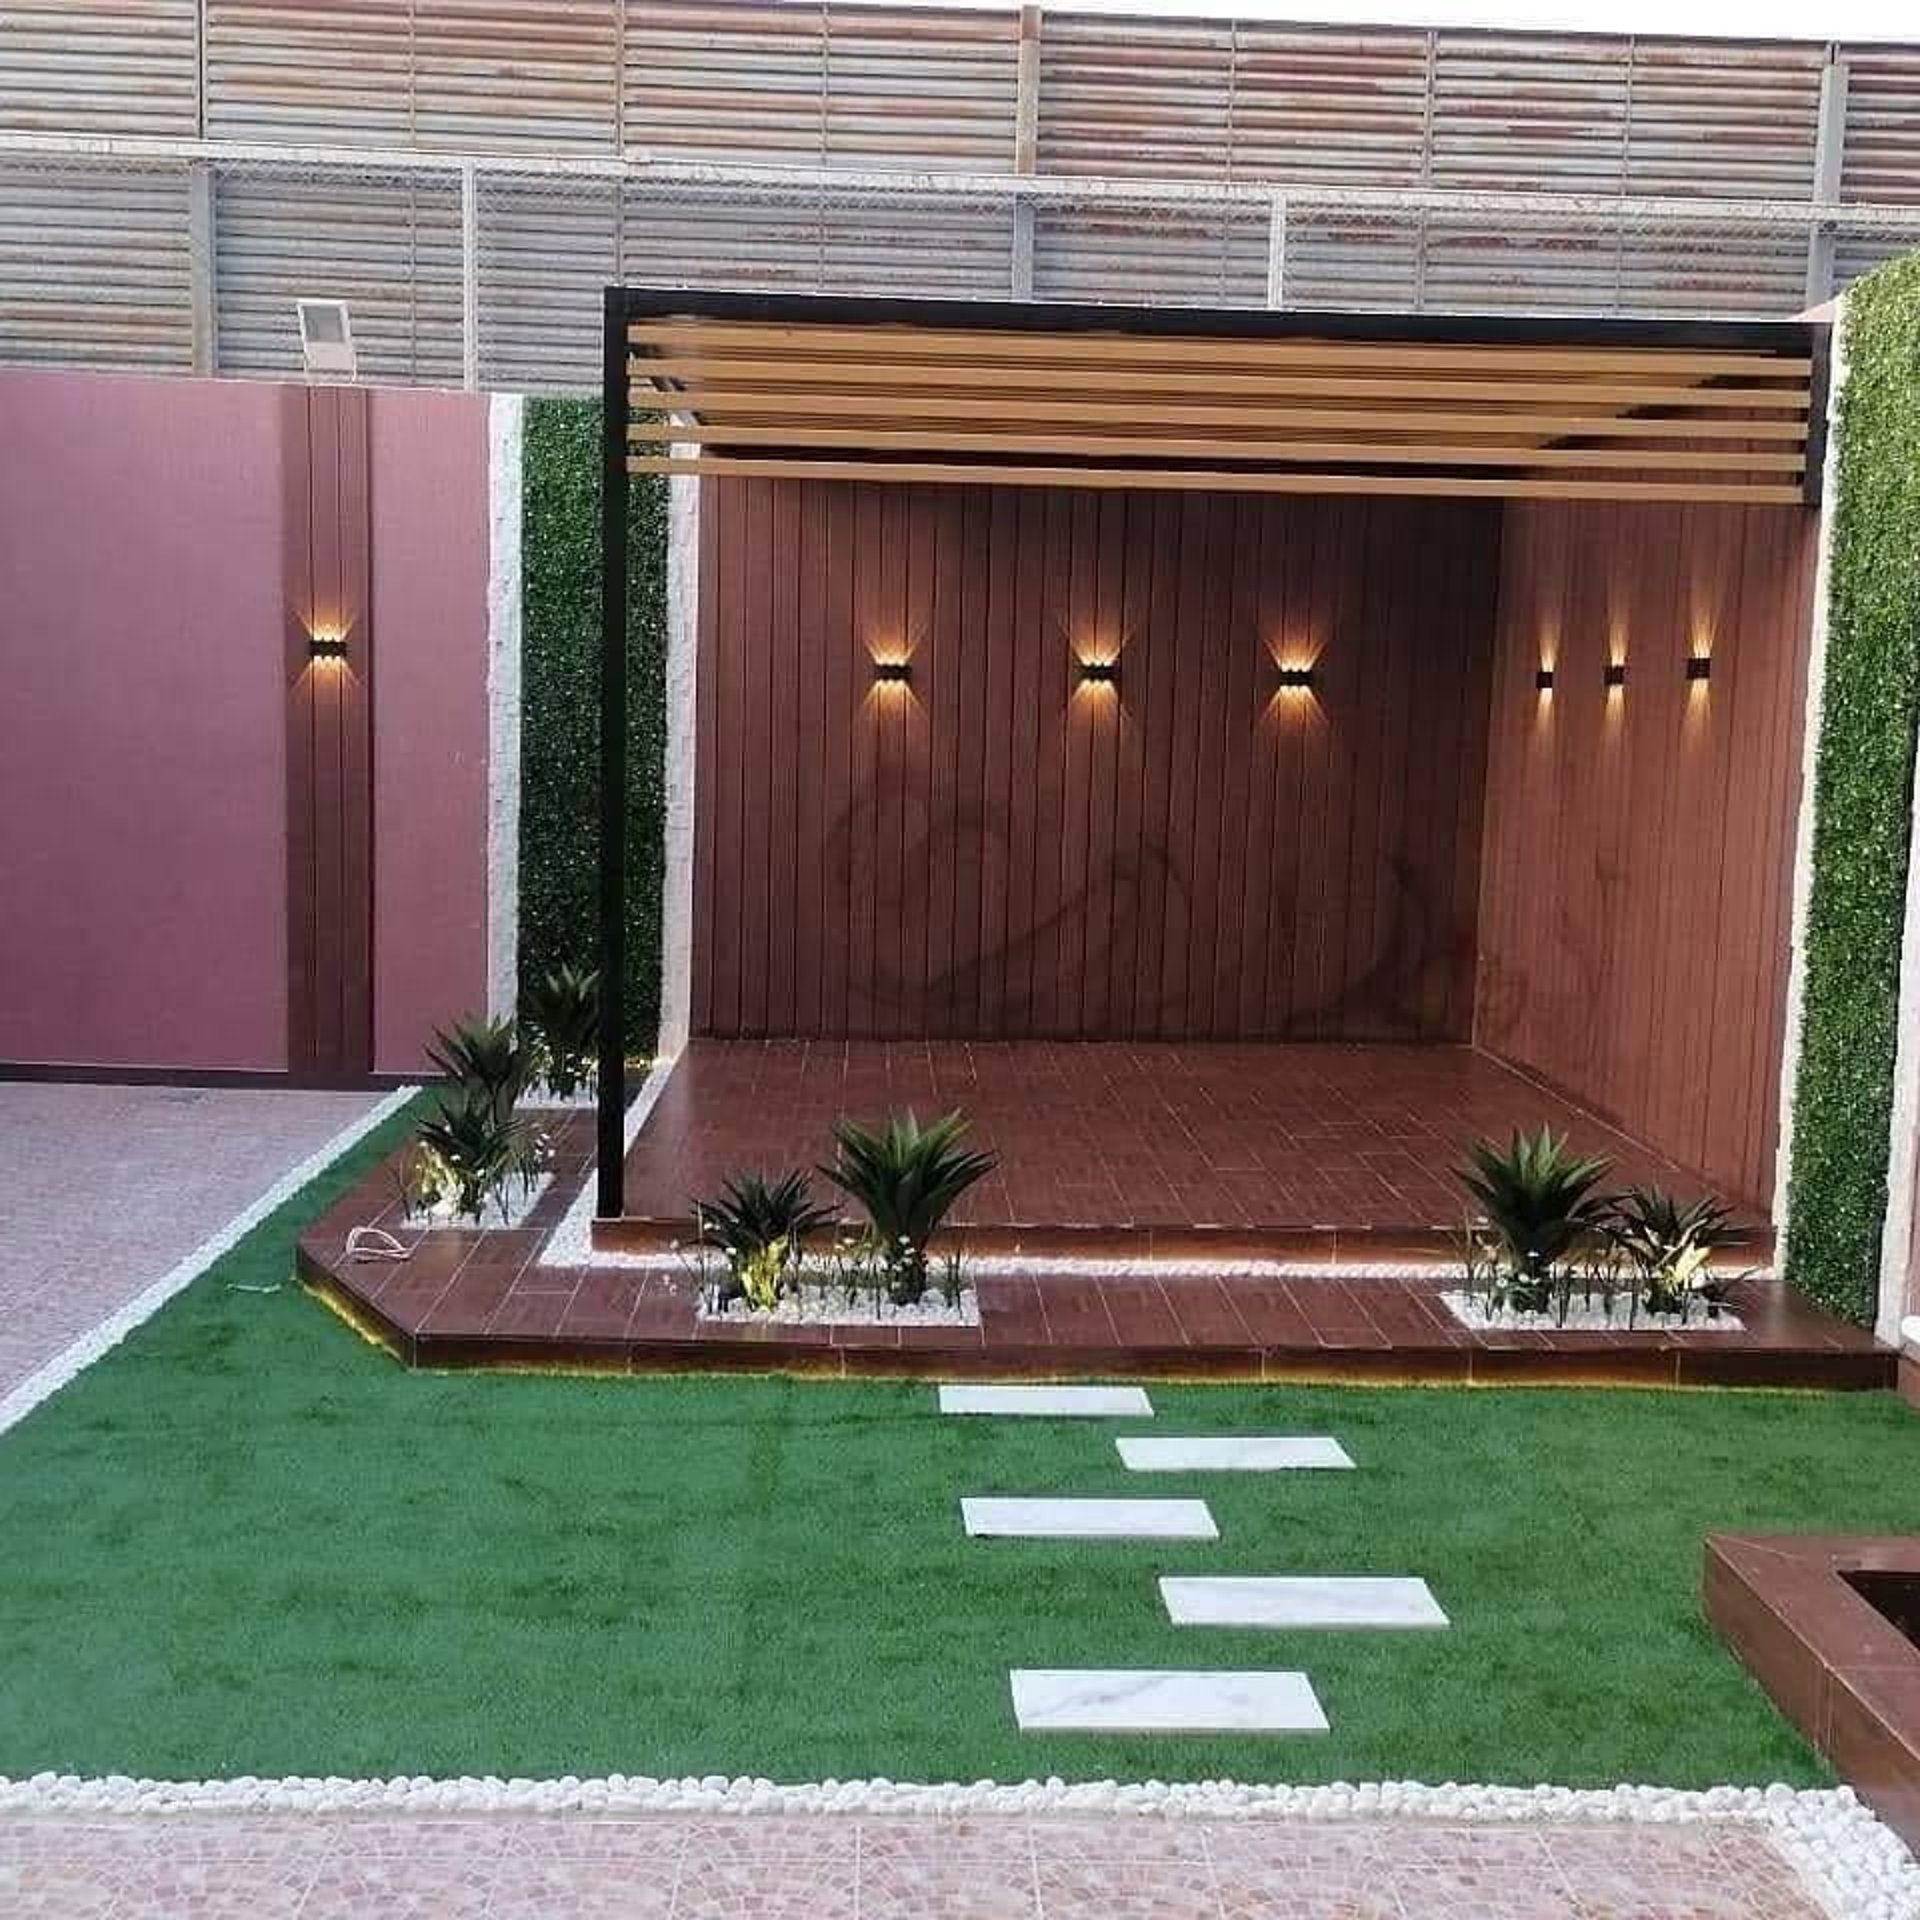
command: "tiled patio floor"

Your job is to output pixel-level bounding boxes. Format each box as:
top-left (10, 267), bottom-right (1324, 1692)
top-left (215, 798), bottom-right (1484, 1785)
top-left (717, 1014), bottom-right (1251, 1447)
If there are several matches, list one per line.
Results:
top-left (0, 1811), bottom-right (1836, 1918)
top-left (0, 1082), bottom-right (384, 1402)
top-left (616, 1041), bottom-right (1764, 1244)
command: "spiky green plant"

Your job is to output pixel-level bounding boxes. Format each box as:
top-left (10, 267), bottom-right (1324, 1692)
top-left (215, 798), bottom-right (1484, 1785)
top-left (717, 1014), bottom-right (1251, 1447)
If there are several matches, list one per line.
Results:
top-left (425, 1014), bottom-right (533, 1124)
top-left (1457, 1127), bottom-right (1612, 1314)
top-left (821, 1110), bottom-right (997, 1304)
top-left (520, 963), bottom-right (601, 1100)
top-left (1604, 1185), bottom-right (1741, 1320)
top-left (415, 1090), bottom-right (545, 1223)
top-left (692, 1170), bottom-right (836, 1310)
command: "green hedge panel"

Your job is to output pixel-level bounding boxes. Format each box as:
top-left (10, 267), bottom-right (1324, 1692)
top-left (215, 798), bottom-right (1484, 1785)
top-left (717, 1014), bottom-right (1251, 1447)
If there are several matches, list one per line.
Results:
top-left (516, 397), bottom-right (668, 1053)
top-left (1785, 252), bottom-right (1920, 1326)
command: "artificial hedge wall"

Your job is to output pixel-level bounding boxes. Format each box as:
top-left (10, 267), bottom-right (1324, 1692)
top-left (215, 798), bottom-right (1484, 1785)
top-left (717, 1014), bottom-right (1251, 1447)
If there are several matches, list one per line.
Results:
top-left (1785, 250), bottom-right (1920, 1326)
top-left (516, 397), bottom-right (668, 1053)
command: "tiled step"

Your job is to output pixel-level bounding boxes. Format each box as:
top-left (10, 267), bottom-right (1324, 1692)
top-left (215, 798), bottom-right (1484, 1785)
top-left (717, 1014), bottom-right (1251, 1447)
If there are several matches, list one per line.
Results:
top-left (1116, 1436), bottom-right (1354, 1472)
top-left (1009, 1667), bottom-right (1329, 1733)
top-left (962, 1496), bottom-right (1217, 1539)
top-left (1160, 1575), bottom-right (1448, 1629)
top-left (939, 1384), bottom-right (1154, 1418)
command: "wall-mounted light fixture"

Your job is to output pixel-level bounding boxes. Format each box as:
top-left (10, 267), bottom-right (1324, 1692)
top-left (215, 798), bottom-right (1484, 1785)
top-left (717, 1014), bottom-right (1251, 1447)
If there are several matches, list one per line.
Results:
top-left (1079, 658), bottom-right (1117, 686)
top-left (1535, 667), bottom-right (1556, 691)
top-left (1276, 664), bottom-right (1315, 690)
top-left (1686, 655), bottom-right (1712, 682)
top-left (308, 633), bottom-right (348, 662)
top-left (1603, 660), bottom-right (1627, 689)
top-left (873, 659), bottom-right (911, 686)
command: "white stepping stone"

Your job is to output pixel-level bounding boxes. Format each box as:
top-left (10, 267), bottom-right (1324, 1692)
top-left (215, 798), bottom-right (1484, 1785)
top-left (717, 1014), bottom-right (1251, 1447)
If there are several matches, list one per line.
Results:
top-left (939, 1384), bottom-right (1153, 1418)
top-left (1116, 1436), bottom-right (1355, 1472)
top-left (962, 1496), bottom-right (1217, 1539)
top-left (1160, 1575), bottom-right (1449, 1630)
top-left (1010, 1668), bottom-right (1329, 1733)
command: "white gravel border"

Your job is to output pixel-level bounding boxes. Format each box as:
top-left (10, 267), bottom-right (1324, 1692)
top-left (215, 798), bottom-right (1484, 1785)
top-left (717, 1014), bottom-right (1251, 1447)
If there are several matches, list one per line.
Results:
top-left (399, 1170), bottom-right (553, 1233)
top-left (697, 1285), bottom-right (981, 1327)
top-left (1441, 1291), bottom-right (1747, 1334)
top-left (0, 1086), bottom-right (419, 1440)
top-left (0, 1775), bottom-right (1909, 1917)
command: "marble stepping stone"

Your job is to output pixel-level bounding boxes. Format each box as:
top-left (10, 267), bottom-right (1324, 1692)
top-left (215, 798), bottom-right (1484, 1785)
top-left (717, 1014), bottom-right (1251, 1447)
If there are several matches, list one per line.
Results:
top-left (939, 1384), bottom-right (1153, 1418)
top-left (1010, 1668), bottom-right (1329, 1733)
top-left (1116, 1436), bottom-right (1355, 1472)
top-left (962, 1496), bottom-right (1217, 1539)
top-left (1160, 1575), bottom-right (1449, 1630)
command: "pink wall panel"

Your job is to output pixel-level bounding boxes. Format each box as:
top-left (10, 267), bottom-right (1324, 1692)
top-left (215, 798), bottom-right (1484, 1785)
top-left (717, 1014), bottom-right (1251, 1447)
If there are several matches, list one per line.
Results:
top-left (0, 369), bottom-right (290, 1070)
top-left (368, 387), bottom-right (493, 1074)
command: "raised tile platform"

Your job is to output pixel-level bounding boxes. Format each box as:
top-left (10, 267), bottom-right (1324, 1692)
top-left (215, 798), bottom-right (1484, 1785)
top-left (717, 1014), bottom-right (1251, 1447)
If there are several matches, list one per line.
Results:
top-left (597, 1039), bottom-right (1773, 1267)
top-left (294, 1112), bottom-right (1892, 1388)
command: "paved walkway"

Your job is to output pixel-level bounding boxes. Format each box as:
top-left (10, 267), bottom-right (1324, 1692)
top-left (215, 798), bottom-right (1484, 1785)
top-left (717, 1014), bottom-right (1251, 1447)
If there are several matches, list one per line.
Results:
top-left (0, 1810), bottom-right (1836, 1918)
top-left (0, 1082), bottom-right (385, 1401)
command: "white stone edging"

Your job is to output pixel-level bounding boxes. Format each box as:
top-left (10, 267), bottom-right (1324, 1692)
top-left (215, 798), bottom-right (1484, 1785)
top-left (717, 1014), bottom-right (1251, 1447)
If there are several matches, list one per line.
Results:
top-left (537, 1060), bottom-right (678, 1267)
top-left (658, 459), bottom-right (700, 1061)
top-left (0, 1086), bottom-right (419, 1439)
top-left (0, 1774), bottom-right (1910, 1917)
top-left (1442, 1291), bottom-right (1746, 1335)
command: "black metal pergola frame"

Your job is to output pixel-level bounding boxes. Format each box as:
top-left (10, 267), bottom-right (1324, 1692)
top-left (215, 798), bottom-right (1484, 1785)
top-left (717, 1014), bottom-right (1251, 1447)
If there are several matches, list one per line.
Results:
top-left (592, 282), bottom-right (1829, 1219)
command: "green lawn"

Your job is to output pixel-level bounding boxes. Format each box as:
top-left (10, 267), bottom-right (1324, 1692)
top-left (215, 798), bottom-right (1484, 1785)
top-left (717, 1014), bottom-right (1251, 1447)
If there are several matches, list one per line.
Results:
top-left (4, 1108), bottom-right (1919, 1788)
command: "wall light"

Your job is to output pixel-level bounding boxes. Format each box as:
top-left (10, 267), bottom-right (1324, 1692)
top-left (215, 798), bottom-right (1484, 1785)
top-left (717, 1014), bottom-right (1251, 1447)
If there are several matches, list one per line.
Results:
top-left (1686, 655), bottom-right (1712, 682)
top-left (1604, 661), bottom-right (1627, 688)
top-left (873, 659), bottom-right (911, 685)
top-left (1276, 664), bottom-right (1315, 690)
top-left (1535, 667), bottom-right (1556, 691)
top-left (308, 634), bottom-right (348, 661)
top-left (1079, 658), bottom-right (1117, 686)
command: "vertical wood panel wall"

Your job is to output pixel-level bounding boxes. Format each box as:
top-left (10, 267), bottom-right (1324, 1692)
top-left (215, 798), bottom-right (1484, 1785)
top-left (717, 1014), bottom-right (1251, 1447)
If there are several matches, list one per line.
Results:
top-left (282, 384), bottom-right (375, 1080)
top-left (1475, 498), bottom-right (1817, 1211)
top-left (695, 477), bottom-right (1499, 1042)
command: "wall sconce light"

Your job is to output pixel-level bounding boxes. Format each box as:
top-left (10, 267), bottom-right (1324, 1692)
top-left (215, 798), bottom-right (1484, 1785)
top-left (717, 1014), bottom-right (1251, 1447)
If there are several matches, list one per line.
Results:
top-left (873, 660), bottom-right (911, 686)
top-left (308, 634), bottom-right (348, 661)
top-left (1686, 655), bottom-right (1712, 682)
top-left (1276, 664), bottom-right (1315, 690)
top-left (1535, 667), bottom-right (1556, 691)
top-left (1604, 661), bottom-right (1627, 688)
top-left (1079, 658), bottom-right (1117, 686)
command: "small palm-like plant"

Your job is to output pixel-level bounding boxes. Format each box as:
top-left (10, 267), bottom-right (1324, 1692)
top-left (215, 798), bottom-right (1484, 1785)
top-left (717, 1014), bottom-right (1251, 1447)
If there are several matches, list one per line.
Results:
top-left (693, 1170), bottom-right (836, 1310)
top-left (1457, 1127), bottom-right (1611, 1314)
top-left (520, 963), bottom-right (600, 1100)
top-left (426, 1013), bottom-right (533, 1124)
top-left (821, 1109), bottom-right (997, 1303)
top-left (416, 1089), bottom-right (545, 1223)
top-left (1604, 1185), bottom-right (1740, 1319)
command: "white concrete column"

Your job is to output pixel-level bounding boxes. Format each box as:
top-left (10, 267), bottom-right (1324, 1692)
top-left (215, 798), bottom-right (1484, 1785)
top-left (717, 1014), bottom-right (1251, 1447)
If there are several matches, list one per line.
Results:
top-left (656, 456), bottom-right (700, 1061)
top-left (484, 392), bottom-right (525, 1024)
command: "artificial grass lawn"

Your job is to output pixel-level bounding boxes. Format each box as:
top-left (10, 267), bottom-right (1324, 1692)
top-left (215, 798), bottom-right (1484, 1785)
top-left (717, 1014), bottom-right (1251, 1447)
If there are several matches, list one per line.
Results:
top-left (5, 1112), bottom-right (1920, 1788)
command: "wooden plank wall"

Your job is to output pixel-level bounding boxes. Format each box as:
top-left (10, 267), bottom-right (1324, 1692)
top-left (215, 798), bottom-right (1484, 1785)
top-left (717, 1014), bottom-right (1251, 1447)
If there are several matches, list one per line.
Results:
top-left (694, 477), bottom-right (1499, 1041)
top-left (1475, 496), bottom-right (1818, 1211)
top-left (281, 383), bottom-right (375, 1081)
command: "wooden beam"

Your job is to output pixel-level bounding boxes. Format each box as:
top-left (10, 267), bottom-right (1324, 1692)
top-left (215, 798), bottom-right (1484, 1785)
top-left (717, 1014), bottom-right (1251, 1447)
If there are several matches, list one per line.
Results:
top-left (629, 356), bottom-right (1808, 409)
top-left (624, 419), bottom-right (1803, 473)
top-left (627, 388), bottom-right (1810, 441)
top-left (625, 319), bottom-right (1811, 381)
top-left (627, 453), bottom-right (1808, 505)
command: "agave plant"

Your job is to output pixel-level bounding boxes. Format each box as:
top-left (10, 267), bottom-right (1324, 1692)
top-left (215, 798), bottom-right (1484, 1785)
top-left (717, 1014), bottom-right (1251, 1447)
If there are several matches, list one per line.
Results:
top-left (425, 1013), bottom-right (533, 1124)
top-left (692, 1169), bottom-right (837, 1310)
top-left (1604, 1185), bottom-right (1740, 1320)
top-left (1457, 1126), bottom-right (1611, 1314)
top-left (520, 963), bottom-right (600, 1100)
top-left (415, 1089), bottom-right (546, 1223)
top-left (821, 1109), bottom-right (997, 1304)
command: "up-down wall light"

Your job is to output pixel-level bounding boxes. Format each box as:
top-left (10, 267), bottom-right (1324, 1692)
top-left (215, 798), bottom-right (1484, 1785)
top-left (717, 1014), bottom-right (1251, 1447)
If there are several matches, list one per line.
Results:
top-left (1535, 666), bottom-right (1556, 691)
top-left (1603, 660), bottom-right (1627, 689)
top-left (873, 659), bottom-right (911, 686)
top-left (1686, 655), bottom-right (1712, 682)
top-left (1079, 658), bottom-right (1117, 686)
top-left (308, 633), bottom-right (348, 662)
top-left (1275, 664), bottom-right (1315, 690)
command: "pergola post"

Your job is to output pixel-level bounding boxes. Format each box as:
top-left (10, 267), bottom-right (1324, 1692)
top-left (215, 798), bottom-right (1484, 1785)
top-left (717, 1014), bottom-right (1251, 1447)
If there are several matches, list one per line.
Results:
top-left (596, 284), bottom-right (629, 1218)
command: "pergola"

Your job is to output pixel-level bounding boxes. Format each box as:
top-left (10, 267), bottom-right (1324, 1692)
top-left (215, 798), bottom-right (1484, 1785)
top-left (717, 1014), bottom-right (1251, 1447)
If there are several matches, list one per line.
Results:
top-left (593, 285), bottom-right (1830, 1213)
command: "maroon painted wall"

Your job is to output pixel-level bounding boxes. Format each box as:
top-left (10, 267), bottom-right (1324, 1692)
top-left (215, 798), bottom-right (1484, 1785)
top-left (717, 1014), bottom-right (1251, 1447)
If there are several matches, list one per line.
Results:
top-left (0, 367), bottom-right (494, 1077)
top-left (0, 370), bottom-right (291, 1070)
top-left (695, 477), bottom-right (1500, 1040)
top-left (1476, 497), bottom-right (1817, 1210)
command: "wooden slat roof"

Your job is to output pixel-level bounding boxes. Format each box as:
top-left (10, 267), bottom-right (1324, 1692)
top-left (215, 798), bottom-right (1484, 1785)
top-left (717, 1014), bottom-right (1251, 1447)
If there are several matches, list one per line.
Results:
top-left (619, 289), bottom-right (1826, 506)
